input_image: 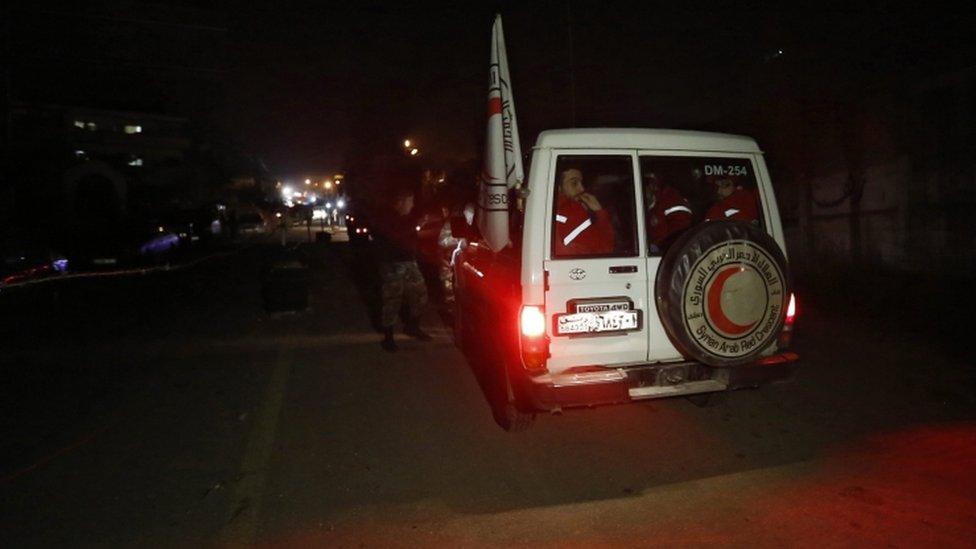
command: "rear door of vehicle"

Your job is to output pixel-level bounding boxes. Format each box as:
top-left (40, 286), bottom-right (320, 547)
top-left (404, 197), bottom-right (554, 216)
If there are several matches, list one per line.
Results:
top-left (638, 151), bottom-right (765, 361)
top-left (543, 151), bottom-right (648, 371)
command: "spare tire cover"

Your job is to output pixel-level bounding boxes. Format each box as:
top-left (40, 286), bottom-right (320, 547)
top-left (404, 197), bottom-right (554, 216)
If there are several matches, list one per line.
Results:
top-left (655, 221), bottom-right (790, 367)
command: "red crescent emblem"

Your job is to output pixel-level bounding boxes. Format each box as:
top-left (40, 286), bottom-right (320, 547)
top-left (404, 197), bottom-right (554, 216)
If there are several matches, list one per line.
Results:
top-left (707, 265), bottom-right (758, 335)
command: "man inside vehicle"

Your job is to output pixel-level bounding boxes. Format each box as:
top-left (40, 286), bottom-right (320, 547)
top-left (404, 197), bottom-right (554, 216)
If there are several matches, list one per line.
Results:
top-left (553, 167), bottom-right (615, 256)
top-left (705, 175), bottom-right (760, 223)
top-left (643, 171), bottom-right (693, 252)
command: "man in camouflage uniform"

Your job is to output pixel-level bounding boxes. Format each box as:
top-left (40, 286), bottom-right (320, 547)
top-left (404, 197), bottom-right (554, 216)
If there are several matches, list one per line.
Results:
top-left (372, 188), bottom-right (431, 352)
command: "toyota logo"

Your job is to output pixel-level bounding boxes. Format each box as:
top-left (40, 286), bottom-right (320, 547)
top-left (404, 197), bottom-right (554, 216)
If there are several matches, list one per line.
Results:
top-left (569, 268), bottom-right (586, 281)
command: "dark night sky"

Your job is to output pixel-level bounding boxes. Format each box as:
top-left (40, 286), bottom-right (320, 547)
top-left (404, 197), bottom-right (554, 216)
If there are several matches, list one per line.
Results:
top-left (218, 1), bottom-right (975, 175)
top-left (14, 1), bottom-right (975, 176)
top-left (226, 2), bottom-right (778, 172)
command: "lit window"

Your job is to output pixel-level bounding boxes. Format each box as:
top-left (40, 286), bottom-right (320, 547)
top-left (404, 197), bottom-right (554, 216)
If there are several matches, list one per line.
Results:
top-left (85, 122), bottom-right (98, 131)
top-left (128, 157), bottom-right (144, 167)
top-left (73, 120), bottom-right (85, 129)
top-left (73, 150), bottom-right (86, 158)
top-left (124, 125), bottom-right (142, 134)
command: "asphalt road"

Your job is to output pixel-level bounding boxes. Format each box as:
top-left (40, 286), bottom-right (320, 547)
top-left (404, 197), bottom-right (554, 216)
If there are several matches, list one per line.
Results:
top-left (2, 232), bottom-right (975, 547)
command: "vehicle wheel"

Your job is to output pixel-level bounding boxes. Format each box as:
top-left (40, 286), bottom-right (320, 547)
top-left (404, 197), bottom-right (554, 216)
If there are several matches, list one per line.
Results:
top-left (493, 399), bottom-right (535, 432)
top-left (485, 328), bottom-right (535, 432)
top-left (493, 363), bottom-right (535, 432)
top-left (656, 221), bottom-right (791, 367)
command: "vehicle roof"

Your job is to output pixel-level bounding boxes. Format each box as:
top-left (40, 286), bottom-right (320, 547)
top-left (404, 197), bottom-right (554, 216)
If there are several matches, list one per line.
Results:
top-left (534, 128), bottom-right (762, 153)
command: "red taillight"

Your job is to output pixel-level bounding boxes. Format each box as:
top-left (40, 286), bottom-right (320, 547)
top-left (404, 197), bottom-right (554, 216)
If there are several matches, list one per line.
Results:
top-left (785, 293), bottom-right (796, 326)
top-left (520, 305), bottom-right (546, 337)
top-left (779, 293), bottom-right (797, 349)
top-left (519, 305), bottom-right (549, 373)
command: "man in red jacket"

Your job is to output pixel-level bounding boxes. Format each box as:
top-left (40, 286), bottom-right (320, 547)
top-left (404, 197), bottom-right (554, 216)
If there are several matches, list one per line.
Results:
top-left (705, 175), bottom-right (760, 223)
top-left (643, 172), bottom-right (693, 252)
top-left (553, 167), bottom-right (615, 256)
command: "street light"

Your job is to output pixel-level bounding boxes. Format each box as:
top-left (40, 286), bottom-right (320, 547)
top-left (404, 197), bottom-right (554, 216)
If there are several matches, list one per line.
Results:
top-left (404, 139), bottom-right (411, 148)
top-left (324, 180), bottom-right (333, 190)
top-left (304, 178), bottom-right (311, 185)
top-left (410, 148), bottom-right (419, 156)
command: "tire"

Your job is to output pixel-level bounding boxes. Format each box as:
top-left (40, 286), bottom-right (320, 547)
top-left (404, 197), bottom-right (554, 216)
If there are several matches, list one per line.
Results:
top-left (493, 362), bottom-right (535, 432)
top-left (655, 221), bottom-right (791, 367)
top-left (493, 399), bottom-right (535, 432)
top-left (486, 318), bottom-right (536, 432)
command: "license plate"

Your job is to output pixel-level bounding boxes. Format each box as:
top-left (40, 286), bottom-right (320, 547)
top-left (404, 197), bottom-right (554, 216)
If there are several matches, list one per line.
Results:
top-left (556, 310), bottom-right (640, 335)
top-left (575, 301), bottom-right (631, 313)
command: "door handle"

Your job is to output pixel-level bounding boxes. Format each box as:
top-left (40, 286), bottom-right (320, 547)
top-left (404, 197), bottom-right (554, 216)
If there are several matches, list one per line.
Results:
top-left (609, 265), bottom-right (638, 274)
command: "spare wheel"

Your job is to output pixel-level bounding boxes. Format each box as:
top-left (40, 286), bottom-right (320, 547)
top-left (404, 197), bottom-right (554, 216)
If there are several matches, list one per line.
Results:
top-left (655, 221), bottom-right (791, 367)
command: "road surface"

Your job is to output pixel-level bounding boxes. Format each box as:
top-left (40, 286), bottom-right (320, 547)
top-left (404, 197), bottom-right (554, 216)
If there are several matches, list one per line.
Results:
top-left (2, 234), bottom-right (974, 547)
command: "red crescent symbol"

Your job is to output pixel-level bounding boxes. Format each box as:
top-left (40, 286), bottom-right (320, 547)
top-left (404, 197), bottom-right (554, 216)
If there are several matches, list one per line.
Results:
top-left (707, 265), bottom-right (759, 335)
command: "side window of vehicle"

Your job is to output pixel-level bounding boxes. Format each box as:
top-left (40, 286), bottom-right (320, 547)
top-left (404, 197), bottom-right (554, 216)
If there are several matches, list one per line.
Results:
top-left (551, 155), bottom-right (637, 259)
top-left (640, 156), bottom-right (763, 256)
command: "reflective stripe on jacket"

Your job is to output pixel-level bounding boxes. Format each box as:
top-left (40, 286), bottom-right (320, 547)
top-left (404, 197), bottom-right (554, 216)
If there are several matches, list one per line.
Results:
top-left (553, 196), bottom-right (615, 256)
top-left (705, 187), bottom-right (760, 223)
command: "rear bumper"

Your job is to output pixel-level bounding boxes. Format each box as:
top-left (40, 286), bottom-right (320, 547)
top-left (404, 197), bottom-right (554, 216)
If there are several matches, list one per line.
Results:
top-left (524, 352), bottom-right (799, 411)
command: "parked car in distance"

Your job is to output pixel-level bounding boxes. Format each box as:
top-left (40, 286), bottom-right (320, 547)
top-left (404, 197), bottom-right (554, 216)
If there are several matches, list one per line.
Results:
top-left (345, 211), bottom-right (372, 244)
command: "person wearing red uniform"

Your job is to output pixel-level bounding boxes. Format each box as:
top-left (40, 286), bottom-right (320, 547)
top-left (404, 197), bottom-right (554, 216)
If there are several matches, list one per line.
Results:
top-left (553, 167), bottom-right (615, 256)
top-left (643, 172), bottom-right (693, 252)
top-left (705, 176), bottom-right (760, 223)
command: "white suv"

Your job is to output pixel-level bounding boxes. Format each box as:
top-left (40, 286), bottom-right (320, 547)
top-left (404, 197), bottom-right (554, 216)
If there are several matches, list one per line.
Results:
top-left (454, 129), bottom-right (798, 431)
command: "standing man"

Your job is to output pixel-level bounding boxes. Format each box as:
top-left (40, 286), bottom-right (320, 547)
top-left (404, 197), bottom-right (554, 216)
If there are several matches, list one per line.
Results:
top-left (372, 188), bottom-right (431, 352)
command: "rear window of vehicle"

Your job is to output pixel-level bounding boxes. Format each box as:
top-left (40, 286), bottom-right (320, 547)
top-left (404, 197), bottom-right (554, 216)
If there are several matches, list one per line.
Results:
top-left (639, 156), bottom-right (764, 255)
top-left (550, 155), bottom-right (638, 259)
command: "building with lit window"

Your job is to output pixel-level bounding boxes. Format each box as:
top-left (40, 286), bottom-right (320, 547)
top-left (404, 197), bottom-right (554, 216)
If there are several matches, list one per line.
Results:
top-left (1, 1), bottom-right (227, 238)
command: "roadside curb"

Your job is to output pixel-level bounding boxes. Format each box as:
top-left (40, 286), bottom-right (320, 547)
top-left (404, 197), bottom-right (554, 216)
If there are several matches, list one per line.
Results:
top-left (0, 248), bottom-right (243, 292)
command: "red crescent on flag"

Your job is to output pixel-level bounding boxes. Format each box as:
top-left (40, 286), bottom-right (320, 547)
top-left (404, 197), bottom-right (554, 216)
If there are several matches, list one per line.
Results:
top-left (706, 265), bottom-right (759, 335)
top-left (487, 97), bottom-right (503, 117)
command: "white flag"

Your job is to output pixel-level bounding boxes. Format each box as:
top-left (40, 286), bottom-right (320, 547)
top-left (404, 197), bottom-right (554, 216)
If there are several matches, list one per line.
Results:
top-left (479, 14), bottom-right (524, 252)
